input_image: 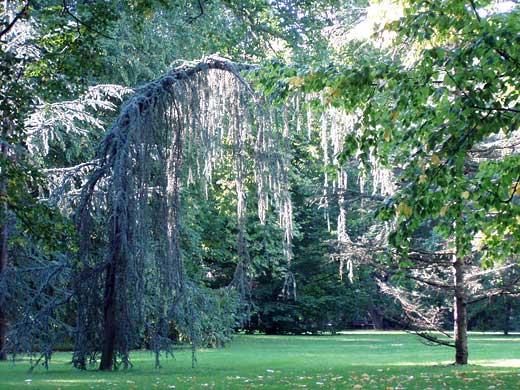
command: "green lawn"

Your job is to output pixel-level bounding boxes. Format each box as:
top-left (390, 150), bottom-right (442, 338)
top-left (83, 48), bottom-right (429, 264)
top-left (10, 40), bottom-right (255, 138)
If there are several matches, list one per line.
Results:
top-left (1, 332), bottom-right (520, 389)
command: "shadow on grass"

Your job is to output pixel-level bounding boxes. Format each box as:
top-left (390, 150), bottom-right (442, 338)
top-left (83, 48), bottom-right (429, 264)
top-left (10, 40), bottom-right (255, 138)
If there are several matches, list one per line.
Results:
top-left (1, 333), bottom-right (520, 389)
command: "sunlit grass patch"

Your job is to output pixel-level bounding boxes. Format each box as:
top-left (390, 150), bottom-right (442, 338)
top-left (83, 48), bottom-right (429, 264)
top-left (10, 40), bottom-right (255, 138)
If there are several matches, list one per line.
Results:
top-left (1, 332), bottom-right (520, 389)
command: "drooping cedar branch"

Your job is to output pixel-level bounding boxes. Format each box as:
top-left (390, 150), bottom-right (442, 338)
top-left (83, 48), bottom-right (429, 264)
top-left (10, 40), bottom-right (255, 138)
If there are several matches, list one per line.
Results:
top-left (73, 56), bottom-right (295, 370)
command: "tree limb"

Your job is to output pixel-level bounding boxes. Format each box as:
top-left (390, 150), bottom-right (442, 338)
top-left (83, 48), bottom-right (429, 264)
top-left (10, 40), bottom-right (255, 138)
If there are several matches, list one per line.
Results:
top-left (0, 0), bottom-right (30, 39)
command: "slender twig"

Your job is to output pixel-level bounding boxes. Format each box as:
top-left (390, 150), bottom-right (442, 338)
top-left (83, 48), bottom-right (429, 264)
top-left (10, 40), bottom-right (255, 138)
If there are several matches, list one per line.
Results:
top-left (501, 174), bottom-right (520, 203)
top-left (43, 160), bottom-right (99, 174)
top-left (470, 105), bottom-right (520, 114)
top-left (468, 0), bottom-right (481, 22)
top-left (415, 331), bottom-right (455, 347)
top-left (61, 0), bottom-right (113, 40)
top-left (187, 0), bottom-right (205, 23)
top-left (0, 0), bottom-right (30, 39)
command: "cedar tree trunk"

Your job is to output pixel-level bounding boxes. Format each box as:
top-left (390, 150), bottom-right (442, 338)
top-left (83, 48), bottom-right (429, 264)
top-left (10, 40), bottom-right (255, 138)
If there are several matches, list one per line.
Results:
top-left (99, 260), bottom-right (117, 370)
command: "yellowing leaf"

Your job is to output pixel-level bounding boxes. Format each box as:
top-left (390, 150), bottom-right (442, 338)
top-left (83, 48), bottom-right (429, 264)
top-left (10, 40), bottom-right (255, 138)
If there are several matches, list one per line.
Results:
top-left (287, 76), bottom-right (304, 88)
top-left (440, 205), bottom-right (448, 217)
top-left (331, 88), bottom-right (341, 98)
top-left (397, 203), bottom-right (412, 217)
top-left (383, 130), bottom-right (391, 142)
top-left (390, 110), bottom-right (399, 120)
top-left (509, 183), bottom-right (520, 196)
top-left (418, 174), bottom-right (427, 184)
top-left (461, 191), bottom-right (470, 199)
top-left (323, 86), bottom-right (334, 95)
top-left (431, 154), bottom-right (441, 165)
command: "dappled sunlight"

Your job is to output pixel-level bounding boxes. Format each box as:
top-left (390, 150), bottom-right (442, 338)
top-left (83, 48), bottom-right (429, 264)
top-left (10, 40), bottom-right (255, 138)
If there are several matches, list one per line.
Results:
top-left (335, 338), bottom-right (383, 343)
top-left (3, 0), bottom-right (520, 386)
top-left (470, 332), bottom-right (520, 336)
top-left (250, 336), bottom-right (384, 343)
top-left (337, 330), bottom-right (413, 335)
top-left (44, 379), bottom-right (107, 384)
top-left (1, 379), bottom-right (99, 388)
top-left (475, 359), bottom-right (520, 368)
top-left (475, 338), bottom-right (520, 342)
top-left (2, 333), bottom-right (520, 390)
top-left (391, 360), bottom-right (454, 367)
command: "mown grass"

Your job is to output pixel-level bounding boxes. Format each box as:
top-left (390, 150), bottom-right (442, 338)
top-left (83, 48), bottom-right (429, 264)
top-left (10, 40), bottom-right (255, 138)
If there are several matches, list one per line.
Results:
top-left (1, 332), bottom-right (520, 389)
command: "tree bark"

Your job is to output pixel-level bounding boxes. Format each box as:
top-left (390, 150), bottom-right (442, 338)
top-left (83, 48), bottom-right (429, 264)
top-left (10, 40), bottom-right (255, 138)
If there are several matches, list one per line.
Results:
top-left (0, 142), bottom-right (9, 361)
top-left (453, 254), bottom-right (468, 365)
top-left (0, 208), bottom-right (8, 361)
top-left (99, 260), bottom-right (117, 370)
top-left (369, 306), bottom-right (384, 329)
top-left (0, 0), bottom-right (15, 362)
top-left (503, 295), bottom-right (512, 336)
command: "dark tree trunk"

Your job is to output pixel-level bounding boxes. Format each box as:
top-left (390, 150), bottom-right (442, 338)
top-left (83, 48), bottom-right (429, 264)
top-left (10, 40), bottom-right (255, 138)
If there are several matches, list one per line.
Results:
top-left (503, 295), bottom-right (512, 336)
top-left (0, 211), bottom-right (8, 361)
top-left (453, 255), bottom-right (468, 365)
top-left (0, 143), bottom-right (8, 361)
top-left (369, 307), bottom-right (384, 330)
top-left (99, 260), bottom-right (117, 370)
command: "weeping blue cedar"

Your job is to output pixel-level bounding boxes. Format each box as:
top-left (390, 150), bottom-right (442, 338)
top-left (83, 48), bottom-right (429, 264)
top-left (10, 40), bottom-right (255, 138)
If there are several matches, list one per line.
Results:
top-left (72, 55), bottom-right (395, 369)
top-left (73, 57), bottom-right (296, 370)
